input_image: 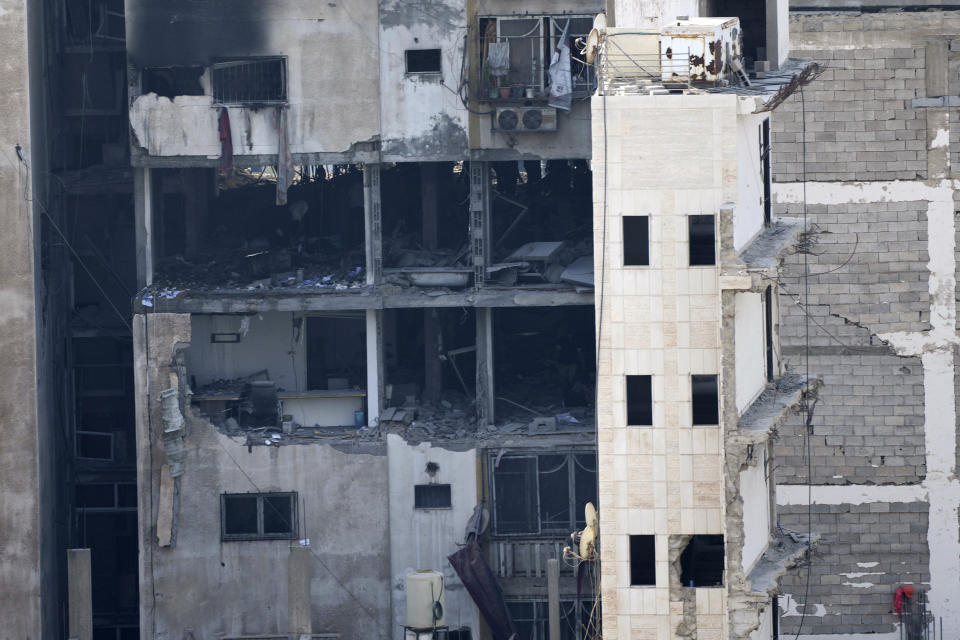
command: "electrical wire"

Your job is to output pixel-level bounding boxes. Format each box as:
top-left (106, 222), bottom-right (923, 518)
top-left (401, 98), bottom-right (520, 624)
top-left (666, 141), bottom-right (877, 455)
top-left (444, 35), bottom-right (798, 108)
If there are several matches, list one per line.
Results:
top-left (792, 82), bottom-right (814, 640)
top-left (210, 433), bottom-right (389, 634)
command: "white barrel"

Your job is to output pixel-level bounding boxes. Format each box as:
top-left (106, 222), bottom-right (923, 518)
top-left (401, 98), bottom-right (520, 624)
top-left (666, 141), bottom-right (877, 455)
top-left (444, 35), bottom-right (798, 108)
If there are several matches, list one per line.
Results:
top-left (405, 570), bottom-right (445, 629)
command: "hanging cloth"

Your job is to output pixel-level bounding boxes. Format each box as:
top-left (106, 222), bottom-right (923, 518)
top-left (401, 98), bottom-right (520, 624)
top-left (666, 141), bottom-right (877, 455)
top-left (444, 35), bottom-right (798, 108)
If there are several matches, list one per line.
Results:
top-left (218, 107), bottom-right (233, 177)
top-left (547, 19), bottom-right (573, 111)
top-left (276, 107), bottom-right (294, 206)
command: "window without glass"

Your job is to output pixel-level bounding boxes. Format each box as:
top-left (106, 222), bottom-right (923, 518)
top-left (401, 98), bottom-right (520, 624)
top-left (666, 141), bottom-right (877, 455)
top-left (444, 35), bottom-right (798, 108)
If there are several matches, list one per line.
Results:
top-left (212, 58), bottom-right (287, 104)
top-left (688, 215), bottom-right (716, 266)
top-left (691, 375), bottom-right (719, 425)
top-left (679, 534), bottom-right (725, 587)
top-left (626, 375), bottom-right (653, 426)
top-left (415, 484), bottom-right (452, 509)
top-left (492, 452), bottom-right (597, 535)
top-left (221, 492), bottom-right (297, 541)
top-left (623, 216), bottom-right (649, 266)
top-left (406, 49), bottom-right (442, 74)
top-left (630, 535), bottom-right (656, 585)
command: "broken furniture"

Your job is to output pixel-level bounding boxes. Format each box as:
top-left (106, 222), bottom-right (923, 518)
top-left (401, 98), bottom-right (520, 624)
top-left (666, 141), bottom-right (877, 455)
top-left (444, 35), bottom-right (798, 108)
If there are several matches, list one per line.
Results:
top-left (239, 381), bottom-right (281, 429)
top-left (193, 385), bottom-right (367, 429)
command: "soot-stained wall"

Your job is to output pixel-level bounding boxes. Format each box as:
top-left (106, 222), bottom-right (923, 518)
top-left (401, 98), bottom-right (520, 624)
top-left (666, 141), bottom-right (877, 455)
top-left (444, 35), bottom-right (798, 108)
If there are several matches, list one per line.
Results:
top-left (126, 0), bottom-right (270, 67)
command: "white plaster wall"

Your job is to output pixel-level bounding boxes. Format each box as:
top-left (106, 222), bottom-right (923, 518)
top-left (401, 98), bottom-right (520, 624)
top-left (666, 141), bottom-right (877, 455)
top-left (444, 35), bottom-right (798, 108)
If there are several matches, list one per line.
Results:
top-left (773, 0), bottom-right (789, 68)
top-left (734, 292), bottom-right (765, 415)
top-left (733, 112), bottom-right (766, 252)
top-left (129, 0), bottom-right (381, 158)
top-left (616, 0), bottom-right (701, 27)
top-left (187, 313), bottom-right (307, 392)
top-left (748, 603), bottom-right (774, 640)
top-left (739, 448), bottom-right (770, 574)
top-left (386, 435), bottom-right (480, 640)
top-left (378, 0), bottom-right (470, 161)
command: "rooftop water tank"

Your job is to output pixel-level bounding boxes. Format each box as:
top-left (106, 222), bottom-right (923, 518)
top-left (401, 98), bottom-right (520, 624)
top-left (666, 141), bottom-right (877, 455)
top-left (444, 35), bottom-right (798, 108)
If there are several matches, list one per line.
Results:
top-left (406, 570), bottom-right (445, 629)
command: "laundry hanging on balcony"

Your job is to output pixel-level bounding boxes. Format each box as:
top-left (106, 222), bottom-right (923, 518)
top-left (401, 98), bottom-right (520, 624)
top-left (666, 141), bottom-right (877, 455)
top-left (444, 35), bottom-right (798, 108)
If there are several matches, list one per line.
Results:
top-left (547, 19), bottom-right (572, 111)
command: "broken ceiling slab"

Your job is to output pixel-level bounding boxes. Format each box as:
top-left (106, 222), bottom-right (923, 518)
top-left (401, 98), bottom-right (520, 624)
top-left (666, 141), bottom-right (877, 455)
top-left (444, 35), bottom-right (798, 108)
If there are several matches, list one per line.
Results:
top-left (560, 256), bottom-right (594, 288)
top-left (747, 531), bottom-right (820, 596)
top-left (506, 241), bottom-right (564, 262)
top-left (738, 373), bottom-right (821, 442)
top-left (738, 218), bottom-right (806, 270)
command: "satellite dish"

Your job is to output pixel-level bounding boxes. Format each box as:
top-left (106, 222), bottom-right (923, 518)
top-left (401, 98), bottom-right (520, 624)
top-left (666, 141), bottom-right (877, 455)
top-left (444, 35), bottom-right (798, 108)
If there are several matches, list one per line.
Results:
top-left (586, 14), bottom-right (607, 64)
top-left (585, 28), bottom-right (601, 64)
top-left (579, 524), bottom-right (596, 560)
top-left (593, 13), bottom-right (607, 35)
top-left (585, 501), bottom-right (599, 534)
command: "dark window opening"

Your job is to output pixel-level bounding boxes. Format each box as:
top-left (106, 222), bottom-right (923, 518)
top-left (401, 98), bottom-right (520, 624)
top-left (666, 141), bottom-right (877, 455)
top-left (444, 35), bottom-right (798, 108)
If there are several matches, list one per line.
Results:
top-left (221, 492), bottom-right (297, 541)
top-left (709, 0), bottom-right (766, 69)
top-left (679, 534), bottom-right (725, 587)
top-left (212, 58), bottom-right (286, 104)
top-left (764, 286), bottom-right (774, 383)
top-left (626, 375), bottom-right (652, 426)
top-left (141, 66), bottom-right (204, 98)
top-left (406, 49), bottom-right (442, 74)
top-left (691, 375), bottom-right (719, 425)
top-left (415, 484), bottom-right (452, 509)
top-left (623, 216), bottom-right (649, 266)
top-left (761, 119), bottom-right (771, 226)
top-left (306, 315), bottom-right (367, 393)
top-left (630, 535), bottom-right (656, 585)
top-left (688, 215), bottom-right (715, 266)
top-left (492, 452), bottom-right (596, 535)
top-left (505, 599), bottom-right (594, 640)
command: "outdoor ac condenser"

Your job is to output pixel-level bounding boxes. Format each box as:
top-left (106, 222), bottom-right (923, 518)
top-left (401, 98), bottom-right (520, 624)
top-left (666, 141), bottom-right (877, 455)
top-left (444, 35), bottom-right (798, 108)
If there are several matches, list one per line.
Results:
top-left (493, 107), bottom-right (558, 133)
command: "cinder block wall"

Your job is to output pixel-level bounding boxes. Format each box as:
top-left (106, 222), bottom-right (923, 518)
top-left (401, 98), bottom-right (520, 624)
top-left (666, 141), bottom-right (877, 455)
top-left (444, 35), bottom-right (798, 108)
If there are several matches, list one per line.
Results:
top-left (770, 8), bottom-right (960, 636)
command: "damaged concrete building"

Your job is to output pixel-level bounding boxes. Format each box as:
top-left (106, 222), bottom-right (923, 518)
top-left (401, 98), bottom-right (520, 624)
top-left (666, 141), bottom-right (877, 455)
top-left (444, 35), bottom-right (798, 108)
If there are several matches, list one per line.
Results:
top-left (3, 0), bottom-right (960, 638)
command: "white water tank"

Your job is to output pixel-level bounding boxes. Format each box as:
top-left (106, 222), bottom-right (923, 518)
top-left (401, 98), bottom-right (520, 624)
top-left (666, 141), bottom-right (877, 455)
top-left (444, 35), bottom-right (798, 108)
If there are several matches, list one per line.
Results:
top-left (405, 570), bottom-right (445, 629)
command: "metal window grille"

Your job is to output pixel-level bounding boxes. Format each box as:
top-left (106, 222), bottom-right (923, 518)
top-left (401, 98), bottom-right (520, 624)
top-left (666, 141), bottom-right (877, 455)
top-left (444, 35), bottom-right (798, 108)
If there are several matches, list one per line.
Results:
top-left (414, 484), bottom-right (452, 509)
top-left (212, 58), bottom-right (287, 105)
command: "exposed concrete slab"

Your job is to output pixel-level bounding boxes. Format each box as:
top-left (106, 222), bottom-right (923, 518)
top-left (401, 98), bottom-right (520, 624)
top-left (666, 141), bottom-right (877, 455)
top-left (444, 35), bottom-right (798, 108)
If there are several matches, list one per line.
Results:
top-left (137, 286), bottom-right (594, 314)
top-left (738, 373), bottom-right (819, 440)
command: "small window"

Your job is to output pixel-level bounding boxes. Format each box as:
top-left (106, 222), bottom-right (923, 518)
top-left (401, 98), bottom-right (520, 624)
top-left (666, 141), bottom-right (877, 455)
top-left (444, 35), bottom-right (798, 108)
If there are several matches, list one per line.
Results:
top-left (623, 216), bottom-right (649, 266)
top-left (221, 492), bottom-right (297, 541)
top-left (406, 49), bottom-right (442, 74)
top-left (630, 535), bottom-right (656, 585)
top-left (679, 534), bottom-right (725, 587)
top-left (626, 375), bottom-right (652, 426)
top-left (415, 484), bottom-right (452, 509)
top-left (212, 58), bottom-right (287, 104)
top-left (688, 215), bottom-right (716, 266)
top-left (691, 375), bottom-right (719, 425)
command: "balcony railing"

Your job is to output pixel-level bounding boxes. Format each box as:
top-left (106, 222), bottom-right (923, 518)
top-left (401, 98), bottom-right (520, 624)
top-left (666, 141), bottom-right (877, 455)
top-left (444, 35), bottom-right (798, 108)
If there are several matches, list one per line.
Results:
top-left (491, 538), bottom-right (575, 579)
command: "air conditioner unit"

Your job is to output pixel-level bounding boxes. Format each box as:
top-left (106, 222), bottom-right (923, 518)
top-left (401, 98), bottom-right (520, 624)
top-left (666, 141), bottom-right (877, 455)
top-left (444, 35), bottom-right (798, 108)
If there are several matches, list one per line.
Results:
top-left (493, 107), bottom-right (558, 133)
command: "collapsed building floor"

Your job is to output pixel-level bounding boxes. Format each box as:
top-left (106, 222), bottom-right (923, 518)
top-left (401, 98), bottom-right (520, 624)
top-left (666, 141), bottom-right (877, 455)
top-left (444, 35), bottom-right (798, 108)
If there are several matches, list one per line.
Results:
top-left (147, 160), bottom-right (594, 297)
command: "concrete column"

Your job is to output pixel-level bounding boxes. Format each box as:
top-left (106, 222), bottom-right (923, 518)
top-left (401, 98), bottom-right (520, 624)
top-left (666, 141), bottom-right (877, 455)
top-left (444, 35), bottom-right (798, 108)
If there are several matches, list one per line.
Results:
top-left (288, 545), bottom-right (313, 636)
top-left (547, 558), bottom-right (560, 640)
top-left (421, 164), bottom-right (443, 403)
top-left (134, 166), bottom-right (154, 287)
top-left (366, 309), bottom-right (384, 426)
top-left (475, 307), bottom-right (495, 425)
top-left (468, 162), bottom-right (490, 289)
top-left (363, 163), bottom-right (382, 286)
top-left (424, 308), bottom-right (442, 403)
top-left (67, 549), bottom-right (92, 640)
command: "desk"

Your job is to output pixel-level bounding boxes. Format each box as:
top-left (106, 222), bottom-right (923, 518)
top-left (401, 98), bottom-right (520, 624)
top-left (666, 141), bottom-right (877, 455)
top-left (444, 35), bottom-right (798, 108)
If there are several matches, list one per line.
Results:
top-left (192, 389), bottom-right (367, 428)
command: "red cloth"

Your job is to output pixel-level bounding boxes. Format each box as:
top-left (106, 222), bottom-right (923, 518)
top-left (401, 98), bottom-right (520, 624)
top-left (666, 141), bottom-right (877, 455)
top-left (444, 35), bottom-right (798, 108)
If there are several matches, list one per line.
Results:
top-left (894, 584), bottom-right (914, 617)
top-left (218, 107), bottom-right (233, 176)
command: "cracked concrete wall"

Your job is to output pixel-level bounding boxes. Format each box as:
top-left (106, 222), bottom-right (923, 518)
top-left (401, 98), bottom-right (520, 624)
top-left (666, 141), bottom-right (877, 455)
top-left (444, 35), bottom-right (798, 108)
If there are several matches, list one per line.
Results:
top-left (771, 9), bottom-right (960, 636)
top-left (777, 503), bottom-right (929, 634)
top-left (134, 313), bottom-right (392, 639)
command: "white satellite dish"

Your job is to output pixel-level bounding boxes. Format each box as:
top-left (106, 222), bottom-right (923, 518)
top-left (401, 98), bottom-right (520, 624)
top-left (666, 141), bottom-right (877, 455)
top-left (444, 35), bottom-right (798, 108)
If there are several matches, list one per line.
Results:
top-left (585, 14), bottom-right (607, 64)
top-left (593, 13), bottom-right (607, 35)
